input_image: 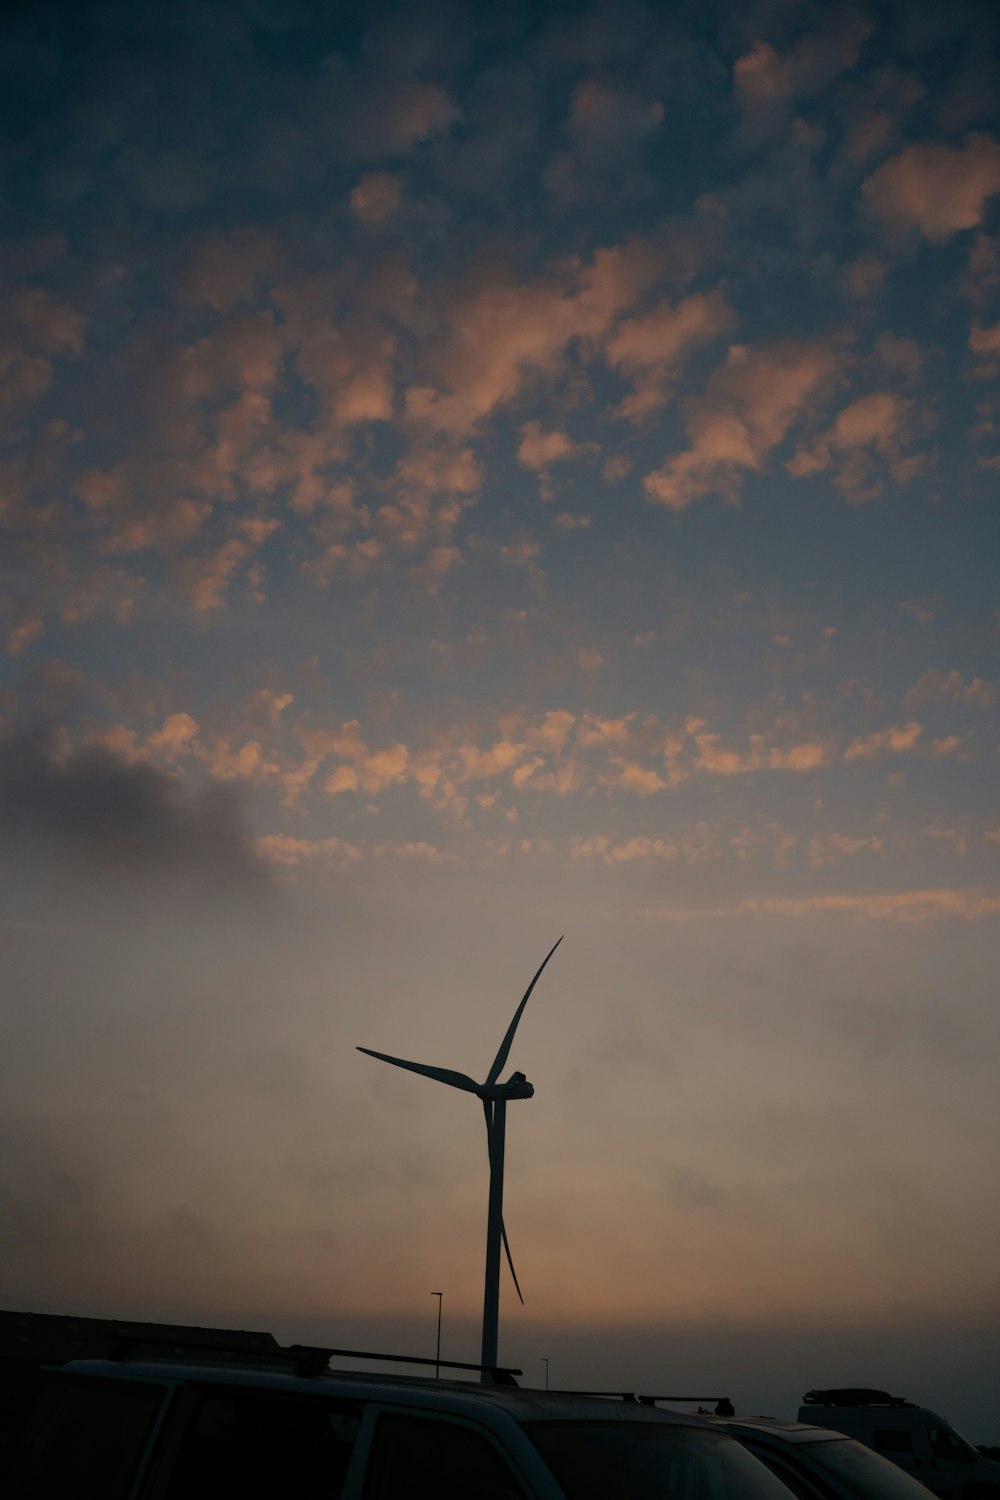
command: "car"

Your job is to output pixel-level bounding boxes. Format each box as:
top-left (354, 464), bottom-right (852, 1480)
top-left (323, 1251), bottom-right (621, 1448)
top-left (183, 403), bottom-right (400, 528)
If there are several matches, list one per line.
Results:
top-left (700, 1412), bottom-right (970, 1500)
top-left (0, 1340), bottom-right (801, 1499)
top-left (798, 1390), bottom-right (1000, 1500)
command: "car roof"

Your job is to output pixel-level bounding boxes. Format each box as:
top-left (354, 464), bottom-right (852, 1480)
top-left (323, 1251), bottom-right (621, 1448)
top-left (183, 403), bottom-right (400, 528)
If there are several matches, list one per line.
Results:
top-left (801, 1406), bottom-right (947, 1424)
top-left (705, 1415), bottom-right (852, 1444)
top-left (58, 1359), bottom-right (715, 1427)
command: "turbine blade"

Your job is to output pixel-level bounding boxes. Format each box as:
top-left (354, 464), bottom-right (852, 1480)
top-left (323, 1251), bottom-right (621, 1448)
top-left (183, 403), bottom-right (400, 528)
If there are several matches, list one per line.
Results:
top-left (486, 936), bottom-right (563, 1085)
top-left (501, 1219), bottom-right (524, 1306)
top-left (356, 1047), bottom-right (481, 1095)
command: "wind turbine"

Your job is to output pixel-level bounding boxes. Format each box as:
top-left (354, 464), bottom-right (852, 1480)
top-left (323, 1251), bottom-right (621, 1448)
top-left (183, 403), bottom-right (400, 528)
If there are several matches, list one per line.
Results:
top-left (358, 937), bottom-right (562, 1380)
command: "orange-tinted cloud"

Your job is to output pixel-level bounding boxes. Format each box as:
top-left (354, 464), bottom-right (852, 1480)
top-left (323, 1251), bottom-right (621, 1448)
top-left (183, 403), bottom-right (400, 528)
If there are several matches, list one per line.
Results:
top-left (969, 320), bottom-right (1000, 379)
top-left (733, 18), bottom-right (872, 108)
top-left (844, 721), bottom-right (922, 759)
top-left (604, 289), bottom-right (735, 423)
top-left (640, 888), bottom-right (1000, 923)
top-left (645, 339), bottom-right (840, 509)
top-left (788, 389), bottom-right (923, 502)
top-left (863, 133), bottom-right (1000, 241)
top-left (904, 669), bottom-right (996, 709)
top-left (349, 171), bottom-right (403, 226)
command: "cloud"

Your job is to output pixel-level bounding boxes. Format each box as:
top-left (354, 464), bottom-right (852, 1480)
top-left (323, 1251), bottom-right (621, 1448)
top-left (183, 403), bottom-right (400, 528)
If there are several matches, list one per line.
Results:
top-left (787, 390), bottom-right (924, 502)
top-left (684, 719), bottom-right (831, 777)
top-left (545, 80), bottom-right (664, 202)
top-left (904, 669), bottom-right (996, 710)
top-left (569, 79), bottom-right (663, 144)
top-left (517, 422), bottom-right (585, 470)
top-left (295, 317), bottom-right (396, 430)
top-left (844, 722), bottom-right (922, 760)
top-left (644, 339), bottom-right (840, 510)
top-left (177, 517), bottom-right (280, 613)
top-left (405, 236), bottom-right (664, 435)
top-left (0, 726), bottom-right (267, 889)
top-left (639, 888), bottom-right (1000, 924)
top-left (733, 18), bottom-right (873, 108)
top-left (807, 832), bottom-right (886, 866)
top-left (969, 320), bottom-right (1000, 379)
top-left (862, 133), bottom-right (1000, 241)
top-left (376, 441), bottom-right (481, 550)
top-left (610, 761), bottom-right (667, 796)
top-left (6, 611), bottom-right (45, 657)
top-left (320, 60), bottom-right (458, 158)
top-left (349, 171), bottom-right (403, 226)
top-left (959, 233), bottom-right (1000, 308)
top-left (604, 289), bottom-right (735, 423)
top-left (570, 826), bottom-right (718, 864)
top-left (0, 286), bottom-right (87, 431)
top-left (175, 227), bottom-right (279, 312)
top-left (147, 712), bottom-right (200, 757)
top-left (257, 833), bottom-right (362, 870)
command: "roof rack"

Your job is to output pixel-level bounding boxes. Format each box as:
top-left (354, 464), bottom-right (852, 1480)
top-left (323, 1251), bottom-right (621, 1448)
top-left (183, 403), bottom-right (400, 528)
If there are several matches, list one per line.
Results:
top-left (802, 1389), bottom-right (915, 1409)
top-left (289, 1346), bottom-right (521, 1384)
top-left (640, 1396), bottom-right (735, 1415)
top-left (553, 1391), bottom-right (642, 1402)
top-left (105, 1335), bottom-right (520, 1384)
top-left (551, 1392), bottom-right (732, 1415)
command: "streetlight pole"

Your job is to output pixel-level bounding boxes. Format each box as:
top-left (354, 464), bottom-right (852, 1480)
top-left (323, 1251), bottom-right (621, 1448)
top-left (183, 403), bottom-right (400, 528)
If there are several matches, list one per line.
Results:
top-left (542, 1357), bottom-right (549, 1391)
top-left (431, 1292), bottom-right (443, 1379)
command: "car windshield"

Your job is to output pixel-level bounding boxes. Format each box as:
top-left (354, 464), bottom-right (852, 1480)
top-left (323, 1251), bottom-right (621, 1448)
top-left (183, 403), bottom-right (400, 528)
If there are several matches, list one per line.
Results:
top-left (805, 1438), bottom-right (943, 1499)
top-left (524, 1420), bottom-right (796, 1500)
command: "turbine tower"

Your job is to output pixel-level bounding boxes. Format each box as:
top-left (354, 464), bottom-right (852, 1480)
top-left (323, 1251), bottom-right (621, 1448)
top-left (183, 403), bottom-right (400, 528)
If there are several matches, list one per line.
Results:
top-left (358, 937), bottom-right (562, 1380)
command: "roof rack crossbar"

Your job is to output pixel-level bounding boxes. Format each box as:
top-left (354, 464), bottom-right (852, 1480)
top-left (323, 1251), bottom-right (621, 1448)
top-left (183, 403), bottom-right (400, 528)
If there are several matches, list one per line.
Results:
top-left (104, 1334), bottom-right (520, 1383)
top-left (639, 1396), bottom-right (732, 1404)
top-left (550, 1391), bottom-right (639, 1402)
top-left (288, 1346), bottom-right (521, 1381)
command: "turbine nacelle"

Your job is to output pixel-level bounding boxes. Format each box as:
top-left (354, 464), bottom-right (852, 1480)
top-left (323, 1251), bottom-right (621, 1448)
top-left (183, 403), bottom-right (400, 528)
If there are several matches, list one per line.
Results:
top-left (480, 1070), bottom-right (534, 1102)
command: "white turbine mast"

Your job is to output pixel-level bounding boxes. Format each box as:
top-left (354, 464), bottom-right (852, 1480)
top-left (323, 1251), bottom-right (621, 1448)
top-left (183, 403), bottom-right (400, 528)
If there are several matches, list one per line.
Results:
top-left (358, 936), bottom-right (563, 1381)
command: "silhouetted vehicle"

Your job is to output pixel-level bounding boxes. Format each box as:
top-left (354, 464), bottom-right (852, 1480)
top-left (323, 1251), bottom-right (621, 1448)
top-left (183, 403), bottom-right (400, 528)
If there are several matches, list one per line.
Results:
top-left (798, 1391), bottom-right (1000, 1500)
top-left (0, 1341), bottom-right (799, 1499)
top-left (705, 1413), bottom-right (956, 1500)
top-left (0, 1308), bottom-right (280, 1469)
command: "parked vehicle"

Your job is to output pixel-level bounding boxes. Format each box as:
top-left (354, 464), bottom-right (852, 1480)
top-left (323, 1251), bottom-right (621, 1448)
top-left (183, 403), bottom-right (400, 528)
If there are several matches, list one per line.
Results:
top-left (799, 1390), bottom-right (1000, 1500)
top-left (702, 1412), bottom-right (951, 1500)
top-left (0, 1341), bottom-right (799, 1500)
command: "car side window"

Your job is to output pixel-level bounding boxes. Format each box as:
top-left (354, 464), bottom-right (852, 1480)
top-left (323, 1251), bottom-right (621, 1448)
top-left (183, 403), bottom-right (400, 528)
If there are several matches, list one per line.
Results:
top-left (163, 1388), bottom-right (363, 1499)
top-left (743, 1450), bottom-right (821, 1500)
top-left (363, 1412), bottom-right (530, 1500)
top-left (874, 1429), bottom-right (914, 1454)
top-left (739, 1442), bottom-right (838, 1500)
top-left (927, 1428), bottom-right (976, 1464)
top-left (2, 1372), bottom-right (167, 1499)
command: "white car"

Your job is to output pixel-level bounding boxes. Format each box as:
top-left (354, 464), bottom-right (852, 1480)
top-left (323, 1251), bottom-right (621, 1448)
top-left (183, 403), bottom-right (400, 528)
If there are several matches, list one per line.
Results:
top-left (798, 1390), bottom-right (1000, 1500)
top-left (0, 1342), bottom-right (803, 1500)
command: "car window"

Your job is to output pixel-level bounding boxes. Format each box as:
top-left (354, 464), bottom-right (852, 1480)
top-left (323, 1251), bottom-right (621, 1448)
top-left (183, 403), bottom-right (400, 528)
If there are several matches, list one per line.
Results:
top-left (363, 1411), bottom-right (530, 1500)
top-left (2, 1372), bottom-right (167, 1499)
top-left (163, 1388), bottom-right (363, 1499)
top-left (927, 1428), bottom-right (977, 1465)
top-left (740, 1445), bottom-right (832, 1500)
top-left (873, 1430), bottom-right (914, 1454)
top-left (805, 1438), bottom-right (945, 1498)
top-left (525, 1421), bottom-right (795, 1500)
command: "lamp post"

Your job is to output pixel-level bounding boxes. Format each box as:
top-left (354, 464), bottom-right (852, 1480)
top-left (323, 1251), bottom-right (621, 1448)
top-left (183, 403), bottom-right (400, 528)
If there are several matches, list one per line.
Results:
top-left (542, 1357), bottom-right (549, 1391)
top-left (431, 1292), bottom-right (443, 1379)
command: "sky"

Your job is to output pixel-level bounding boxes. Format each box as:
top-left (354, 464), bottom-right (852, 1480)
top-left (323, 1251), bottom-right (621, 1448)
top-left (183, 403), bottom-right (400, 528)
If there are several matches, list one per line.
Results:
top-left (2, 0), bottom-right (1000, 1443)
